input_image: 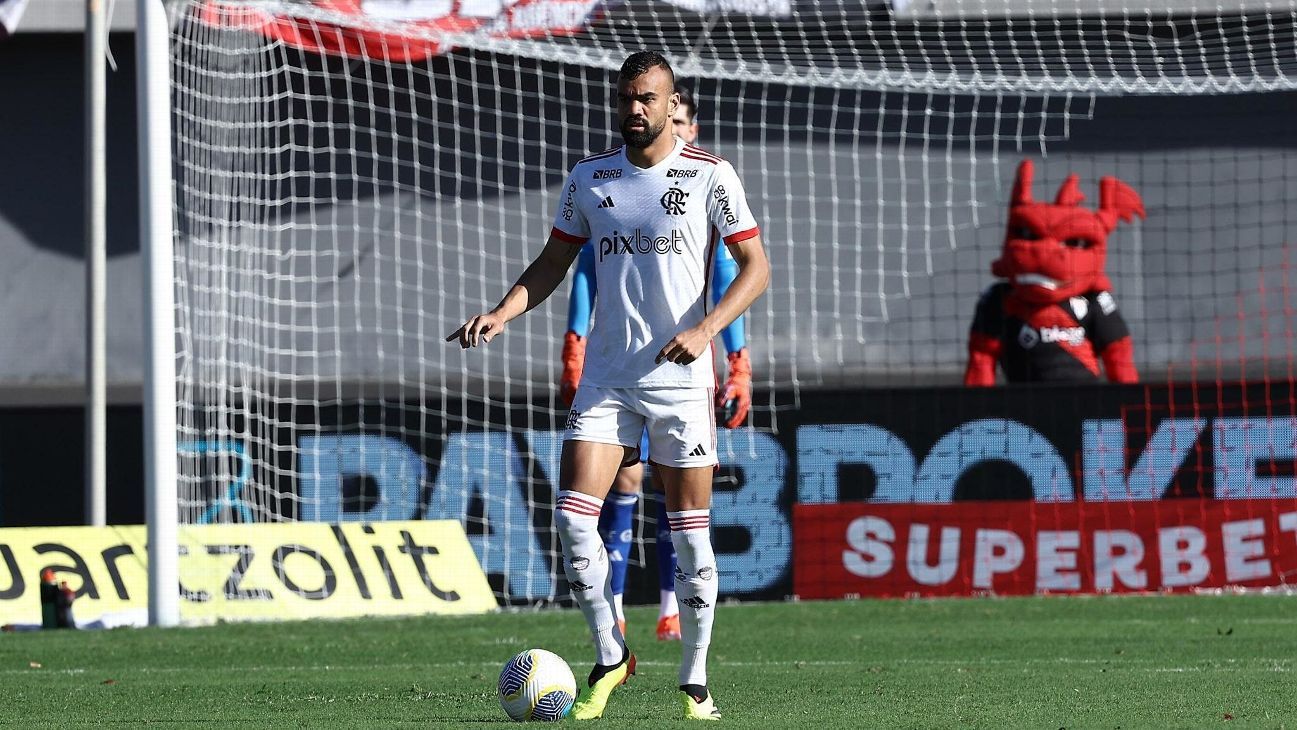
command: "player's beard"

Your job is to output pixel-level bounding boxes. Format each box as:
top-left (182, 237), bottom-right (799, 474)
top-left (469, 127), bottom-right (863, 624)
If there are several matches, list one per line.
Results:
top-left (620, 115), bottom-right (666, 149)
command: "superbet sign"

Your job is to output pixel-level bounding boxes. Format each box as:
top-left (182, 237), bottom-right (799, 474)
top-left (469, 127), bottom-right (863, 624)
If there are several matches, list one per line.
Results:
top-left (793, 500), bottom-right (1297, 598)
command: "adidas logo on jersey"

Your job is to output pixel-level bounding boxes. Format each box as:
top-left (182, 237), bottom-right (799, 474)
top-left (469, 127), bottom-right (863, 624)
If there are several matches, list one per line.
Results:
top-left (688, 444), bottom-right (707, 457)
top-left (597, 196), bottom-right (615, 208)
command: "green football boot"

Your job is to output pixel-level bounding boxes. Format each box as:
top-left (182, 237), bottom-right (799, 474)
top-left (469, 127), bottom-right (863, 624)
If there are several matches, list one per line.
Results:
top-left (571, 650), bottom-right (636, 720)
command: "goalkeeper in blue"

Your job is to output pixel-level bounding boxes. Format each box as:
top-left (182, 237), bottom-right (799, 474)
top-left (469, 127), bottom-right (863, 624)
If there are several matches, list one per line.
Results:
top-left (558, 82), bottom-right (754, 647)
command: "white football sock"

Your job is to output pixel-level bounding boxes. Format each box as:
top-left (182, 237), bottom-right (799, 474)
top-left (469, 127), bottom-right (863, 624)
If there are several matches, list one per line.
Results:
top-left (669, 509), bottom-right (717, 687)
top-left (556, 490), bottom-right (626, 666)
top-left (613, 593), bottom-right (625, 623)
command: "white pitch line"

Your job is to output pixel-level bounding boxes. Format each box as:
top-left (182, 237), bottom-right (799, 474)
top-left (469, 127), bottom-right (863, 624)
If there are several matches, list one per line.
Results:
top-left (2, 657), bottom-right (1291, 677)
top-left (0, 668), bottom-right (87, 676)
top-left (0, 660), bottom-right (857, 676)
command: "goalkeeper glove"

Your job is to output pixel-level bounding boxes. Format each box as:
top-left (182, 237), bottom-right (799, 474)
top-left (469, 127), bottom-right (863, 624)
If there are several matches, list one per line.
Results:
top-left (716, 347), bottom-right (752, 429)
top-left (560, 331), bottom-right (585, 406)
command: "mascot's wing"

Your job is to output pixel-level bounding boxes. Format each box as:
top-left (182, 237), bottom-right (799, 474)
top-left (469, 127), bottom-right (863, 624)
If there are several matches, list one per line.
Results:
top-left (1097, 176), bottom-right (1146, 230)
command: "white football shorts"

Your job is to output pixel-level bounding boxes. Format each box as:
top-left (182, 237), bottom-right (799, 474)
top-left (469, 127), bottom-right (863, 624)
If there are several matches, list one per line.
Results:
top-left (564, 386), bottom-right (718, 469)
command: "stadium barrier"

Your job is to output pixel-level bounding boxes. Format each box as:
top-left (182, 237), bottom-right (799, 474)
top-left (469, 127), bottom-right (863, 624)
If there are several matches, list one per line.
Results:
top-left (3, 379), bottom-right (1293, 611)
top-left (0, 521), bottom-right (494, 627)
top-left (795, 499), bottom-right (1297, 598)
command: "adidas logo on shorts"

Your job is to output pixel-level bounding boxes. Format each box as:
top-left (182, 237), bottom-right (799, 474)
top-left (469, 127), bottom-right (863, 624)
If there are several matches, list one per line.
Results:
top-left (688, 444), bottom-right (707, 457)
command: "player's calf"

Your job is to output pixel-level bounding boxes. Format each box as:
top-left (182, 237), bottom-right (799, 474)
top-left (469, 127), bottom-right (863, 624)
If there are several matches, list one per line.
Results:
top-left (555, 491), bottom-right (626, 667)
top-left (668, 509), bottom-right (718, 687)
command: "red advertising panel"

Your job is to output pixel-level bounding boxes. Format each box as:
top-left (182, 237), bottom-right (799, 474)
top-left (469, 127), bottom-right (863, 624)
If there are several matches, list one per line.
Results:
top-left (794, 499), bottom-right (1297, 599)
top-left (199, 0), bottom-right (604, 62)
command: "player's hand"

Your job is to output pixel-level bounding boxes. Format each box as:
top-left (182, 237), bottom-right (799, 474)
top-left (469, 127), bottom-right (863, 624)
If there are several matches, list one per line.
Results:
top-left (445, 311), bottom-right (506, 349)
top-left (716, 347), bottom-right (752, 428)
top-left (656, 325), bottom-right (712, 366)
top-left (559, 331), bottom-right (585, 406)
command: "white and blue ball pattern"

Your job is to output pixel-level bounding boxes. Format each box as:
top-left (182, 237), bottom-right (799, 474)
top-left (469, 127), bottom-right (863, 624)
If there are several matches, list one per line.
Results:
top-left (498, 649), bottom-right (577, 722)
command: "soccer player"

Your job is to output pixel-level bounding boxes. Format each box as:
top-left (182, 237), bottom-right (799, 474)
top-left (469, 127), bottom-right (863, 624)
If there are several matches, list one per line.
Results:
top-left (447, 51), bottom-right (769, 721)
top-left (558, 82), bottom-right (754, 646)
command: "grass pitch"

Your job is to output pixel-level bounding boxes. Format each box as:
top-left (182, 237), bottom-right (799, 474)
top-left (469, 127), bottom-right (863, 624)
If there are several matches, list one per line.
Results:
top-left (2, 595), bottom-right (1294, 727)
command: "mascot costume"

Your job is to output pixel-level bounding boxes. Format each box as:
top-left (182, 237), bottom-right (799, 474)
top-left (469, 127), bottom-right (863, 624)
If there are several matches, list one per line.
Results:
top-left (965, 159), bottom-right (1145, 385)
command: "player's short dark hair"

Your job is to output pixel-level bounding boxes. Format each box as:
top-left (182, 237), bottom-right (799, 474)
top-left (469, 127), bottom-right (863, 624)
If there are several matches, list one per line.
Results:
top-left (619, 51), bottom-right (674, 87)
top-left (674, 83), bottom-right (699, 122)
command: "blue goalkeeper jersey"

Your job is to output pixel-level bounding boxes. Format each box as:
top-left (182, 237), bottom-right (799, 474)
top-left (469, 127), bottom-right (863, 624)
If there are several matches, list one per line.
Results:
top-left (565, 241), bottom-right (747, 354)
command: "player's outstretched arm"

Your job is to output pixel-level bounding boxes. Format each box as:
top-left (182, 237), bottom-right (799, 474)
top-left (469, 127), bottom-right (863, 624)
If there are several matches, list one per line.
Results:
top-left (657, 235), bottom-right (769, 366)
top-left (445, 233), bottom-right (582, 349)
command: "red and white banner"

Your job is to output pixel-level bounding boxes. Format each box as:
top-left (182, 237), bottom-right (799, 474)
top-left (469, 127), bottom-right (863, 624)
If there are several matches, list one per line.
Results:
top-left (200, 0), bottom-right (792, 62)
top-left (793, 499), bottom-right (1297, 599)
top-left (200, 0), bottom-right (606, 62)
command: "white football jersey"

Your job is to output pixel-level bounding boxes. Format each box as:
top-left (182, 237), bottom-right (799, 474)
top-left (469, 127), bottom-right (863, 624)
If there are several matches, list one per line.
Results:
top-left (550, 137), bottom-right (760, 388)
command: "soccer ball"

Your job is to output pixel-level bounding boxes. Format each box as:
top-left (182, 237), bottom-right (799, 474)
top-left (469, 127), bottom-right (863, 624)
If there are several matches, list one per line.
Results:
top-left (497, 649), bottom-right (577, 722)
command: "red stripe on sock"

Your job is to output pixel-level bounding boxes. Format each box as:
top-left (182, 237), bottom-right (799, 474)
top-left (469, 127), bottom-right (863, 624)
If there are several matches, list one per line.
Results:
top-left (559, 494), bottom-right (604, 511)
top-left (669, 519), bottom-right (711, 531)
top-left (555, 495), bottom-right (599, 510)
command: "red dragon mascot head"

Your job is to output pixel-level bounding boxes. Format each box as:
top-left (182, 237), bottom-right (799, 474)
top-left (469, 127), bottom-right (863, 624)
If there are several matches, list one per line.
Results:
top-left (991, 159), bottom-right (1146, 304)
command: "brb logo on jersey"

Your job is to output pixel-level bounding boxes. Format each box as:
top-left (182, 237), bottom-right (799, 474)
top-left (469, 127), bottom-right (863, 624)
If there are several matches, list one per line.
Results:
top-left (592, 169), bottom-right (622, 180)
top-left (660, 187), bottom-right (688, 215)
top-left (598, 229), bottom-right (686, 261)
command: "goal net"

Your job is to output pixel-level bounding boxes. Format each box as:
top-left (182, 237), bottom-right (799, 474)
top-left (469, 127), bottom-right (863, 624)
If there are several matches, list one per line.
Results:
top-left (164, 0), bottom-right (1297, 615)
